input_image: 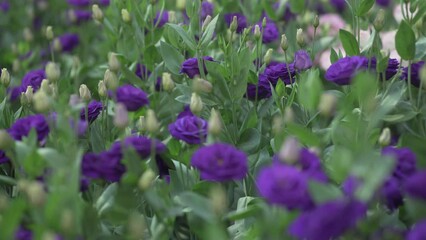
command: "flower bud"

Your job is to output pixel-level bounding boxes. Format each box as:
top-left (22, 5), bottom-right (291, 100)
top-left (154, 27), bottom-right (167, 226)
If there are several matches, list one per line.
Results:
top-left (25, 181), bottom-right (46, 206)
top-left (45, 26), bottom-right (54, 40)
top-left (108, 52), bottom-right (120, 72)
top-left (121, 9), bottom-right (131, 23)
top-left (40, 79), bottom-right (52, 95)
top-left (53, 38), bottom-right (62, 52)
top-left (420, 65), bottom-right (426, 90)
top-left (127, 213), bottom-right (146, 240)
top-left (92, 4), bottom-right (104, 23)
top-left (69, 94), bottom-right (81, 106)
top-left (0, 130), bottom-right (13, 150)
top-left (296, 28), bottom-right (305, 48)
top-left (262, 17), bottom-right (267, 28)
top-left (42, 231), bottom-right (57, 240)
top-left (60, 209), bottom-right (74, 233)
top-left (281, 34), bottom-right (289, 52)
top-left (12, 60), bottom-right (20, 73)
top-left (146, 109), bottom-right (160, 134)
top-left (1, 68), bottom-right (10, 87)
top-left (33, 90), bottom-right (51, 113)
top-left (138, 169), bottom-right (156, 191)
top-left (45, 62), bottom-right (60, 82)
top-left (313, 15), bottom-right (319, 28)
top-left (190, 92), bottom-right (203, 114)
top-left (104, 69), bottom-right (119, 90)
top-left (168, 11), bottom-right (177, 24)
top-left (318, 92), bottom-right (337, 117)
top-left (79, 84), bottom-right (91, 101)
top-left (230, 16), bottom-right (238, 33)
top-left (114, 103), bottom-right (129, 129)
top-left (263, 48), bottom-right (273, 65)
top-left (374, 9), bottom-right (385, 31)
top-left (209, 185), bottom-right (227, 215)
top-left (176, 0), bottom-right (186, 10)
top-left (378, 128), bottom-right (391, 146)
top-left (283, 106), bottom-right (295, 124)
top-left (278, 137), bottom-right (301, 164)
top-left (162, 72), bottom-right (175, 92)
top-left (272, 115), bottom-right (283, 135)
top-left (202, 15), bottom-right (212, 32)
top-left (98, 80), bottom-right (108, 97)
top-left (208, 108), bottom-right (222, 136)
top-left (193, 77), bottom-right (212, 93)
top-left (136, 116), bottom-right (146, 132)
top-left (23, 28), bottom-right (33, 42)
top-left (21, 86), bottom-right (34, 105)
top-left (254, 25), bottom-right (261, 41)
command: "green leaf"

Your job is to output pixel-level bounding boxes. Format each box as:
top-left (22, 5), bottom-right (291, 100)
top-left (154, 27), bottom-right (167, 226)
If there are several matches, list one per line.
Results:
top-left (200, 14), bottom-right (219, 48)
top-left (308, 181), bottom-right (343, 204)
top-left (286, 123), bottom-right (321, 147)
top-left (330, 48), bottom-right (339, 64)
top-left (237, 128), bottom-right (261, 154)
top-left (174, 192), bottom-right (214, 221)
top-left (339, 29), bottom-right (360, 56)
top-left (357, 0), bottom-right (375, 16)
top-left (395, 20), bottom-right (416, 60)
top-left (289, 0), bottom-right (305, 14)
top-left (158, 41), bottom-right (184, 75)
top-left (297, 69), bottom-right (323, 112)
top-left (166, 23), bottom-right (197, 51)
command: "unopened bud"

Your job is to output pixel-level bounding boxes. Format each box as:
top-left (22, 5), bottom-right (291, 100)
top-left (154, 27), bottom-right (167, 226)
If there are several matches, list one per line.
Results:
top-left (278, 137), bottom-right (301, 164)
top-left (23, 28), bottom-right (33, 42)
top-left (318, 92), bottom-right (337, 117)
top-left (176, 0), bottom-right (186, 10)
top-left (281, 34), bottom-right (289, 51)
top-left (26, 181), bottom-right (46, 206)
top-left (45, 62), bottom-right (60, 82)
top-left (420, 65), bottom-right (426, 90)
top-left (190, 92), bottom-right (203, 114)
top-left (209, 185), bottom-right (227, 215)
top-left (12, 60), bottom-right (20, 72)
top-left (262, 17), bottom-right (267, 28)
top-left (45, 26), bottom-right (54, 40)
top-left (254, 25), bottom-right (261, 41)
top-left (69, 94), bottom-right (81, 106)
top-left (208, 108), bottom-right (222, 136)
top-left (313, 15), bottom-right (319, 28)
top-left (79, 84), bottom-right (91, 101)
top-left (193, 77), bottom-right (212, 93)
top-left (272, 115), bottom-right (283, 135)
top-left (146, 109), bottom-right (160, 134)
top-left (202, 15), bottom-right (212, 32)
top-left (0, 130), bottom-right (13, 150)
top-left (121, 9), bottom-right (131, 23)
top-left (374, 9), bottom-right (385, 31)
top-left (33, 90), bottom-right (51, 113)
top-left (230, 16), bottom-right (238, 33)
top-left (98, 80), bottom-right (108, 97)
top-left (60, 209), bottom-right (74, 233)
top-left (296, 28), bottom-right (305, 48)
top-left (168, 11), bottom-right (177, 24)
top-left (283, 106), bottom-right (295, 123)
top-left (92, 4), bottom-right (104, 22)
top-left (263, 48), bottom-right (273, 65)
top-left (108, 52), bottom-right (121, 72)
top-left (136, 116), bottom-right (146, 132)
top-left (138, 169), bottom-right (156, 191)
top-left (104, 69), bottom-right (119, 90)
top-left (22, 86), bottom-right (34, 105)
top-left (1, 68), bottom-right (10, 87)
top-left (40, 79), bottom-right (52, 95)
top-left (53, 38), bottom-right (62, 52)
top-left (162, 72), bottom-right (175, 92)
top-left (378, 128), bottom-right (391, 146)
top-left (127, 214), bottom-right (146, 240)
top-left (114, 103), bottom-right (129, 129)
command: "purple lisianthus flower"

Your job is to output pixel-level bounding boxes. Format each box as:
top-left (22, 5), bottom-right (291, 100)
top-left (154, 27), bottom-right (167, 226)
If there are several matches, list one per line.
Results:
top-left (180, 56), bottom-right (214, 79)
top-left (289, 199), bottom-right (367, 240)
top-left (342, 176), bottom-right (362, 197)
top-left (109, 135), bottom-right (166, 159)
top-left (115, 84), bottom-right (149, 112)
top-left (257, 163), bottom-right (315, 210)
top-left (68, 10), bottom-right (92, 24)
top-left (264, 63), bottom-right (296, 85)
top-left (330, 0), bottom-right (346, 12)
top-left (404, 171), bottom-right (426, 200)
top-left (56, 33), bottom-right (80, 53)
top-left (0, 1), bottom-right (9, 12)
top-left (376, 0), bottom-right (391, 7)
top-left (224, 13), bottom-right (247, 34)
top-left (201, 1), bottom-right (214, 21)
top-left (385, 58), bottom-right (399, 80)
top-left (246, 74), bottom-right (272, 100)
top-left (407, 220), bottom-right (426, 240)
top-left (402, 61), bottom-right (425, 88)
top-left (15, 225), bottom-right (33, 240)
top-left (67, 0), bottom-right (90, 7)
top-left (9, 114), bottom-right (49, 142)
top-left (294, 50), bottom-right (313, 71)
top-left (98, 0), bottom-right (110, 6)
top-left (325, 56), bottom-right (368, 85)
top-left (21, 69), bottom-right (46, 92)
top-left (169, 109), bottom-right (208, 144)
top-left (82, 151), bottom-right (125, 182)
top-left (80, 100), bottom-right (103, 123)
top-left (191, 143), bottom-right (248, 182)
top-left (0, 150), bottom-right (9, 164)
top-left (7, 86), bottom-right (22, 101)
top-left (381, 177), bottom-right (404, 210)
top-left (135, 63), bottom-right (151, 79)
top-left (154, 11), bottom-right (169, 28)
top-left (382, 146), bottom-right (417, 181)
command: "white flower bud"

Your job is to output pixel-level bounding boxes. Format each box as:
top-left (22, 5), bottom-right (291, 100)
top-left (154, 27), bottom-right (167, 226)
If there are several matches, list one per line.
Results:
top-left (138, 169), bottom-right (156, 191)
top-left (254, 25), bottom-right (261, 41)
top-left (60, 209), bottom-right (74, 233)
top-left (263, 48), bottom-right (273, 65)
top-left (136, 116), bottom-right (146, 132)
top-left (53, 38), bottom-right (62, 52)
top-left (278, 137), bottom-right (301, 164)
top-left (378, 128), bottom-right (391, 146)
top-left (146, 109), bottom-right (160, 134)
top-left (190, 92), bottom-right (203, 114)
top-left (45, 26), bottom-right (54, 40)
top-left (168, 11), bottom-right (177, 24)
top-left (104, 69), bottom-right (119, 90)
top-left (108, 52), bottom-right (121, 72)
top-left (1, 68), bottom-right (10, 87)
top-left (283, 107), bottom-right (295, 124)
top-left (121, 9), bottom-right (131, 23)
top-left (45, 62), bottom-right (60, 82)
top-left (114, 103), bottom-right (129, 129)
top-left (92, 4), bottom-right (104, 23)
top-left (23, 28), bottom-right (33, 42)
top-left (296, 28), bottom-right (305, 48)
top-left (98, 80), bottom-right (108, 97)
top-left (209, 185), bottom-right (227, 215)
top-left (281, 34), bottom-right (289, 51)
top-left (40, 79), bottom-right (52, 95)
top-left (12, 60), bottom-right (20, 73)
top-left (0, 130), bottom-right (13, 150)
top-left (127, 214), bottom-right (146, 240)
top-left (176, 0), bottom-right (186, 10)
top-left (230, 16), bottom-right (238, 32)
top-left (25, 181), bottom-right (46, 207)
top-left (162, 72), bottom-right (175, 92)
top-left (208, 108), bottom-right (221, 136)
top-left (33, 90), bottom-right (51, 113)
top-left (193, 77), bottom-right (213, 93)
top-left (21, 86), bottom-right (34, 105)
top-left (313, 15), bottom-right (319, 28)
top-left (202, 15), bottom-right (212, 32)
top-left (79, 84), bottom-right (92, 102)
top-left (272, 115), bottom-right (283, 135)
top-left (318, 92), bottom-right (337, 117)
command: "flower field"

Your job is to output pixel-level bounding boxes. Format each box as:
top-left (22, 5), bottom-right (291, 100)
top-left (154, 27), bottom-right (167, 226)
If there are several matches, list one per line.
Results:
top-left (1, 0), bottom-right (426, 239)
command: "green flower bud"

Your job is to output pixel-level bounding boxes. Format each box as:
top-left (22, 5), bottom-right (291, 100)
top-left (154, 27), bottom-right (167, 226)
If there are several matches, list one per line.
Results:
top-left (45, 62), bottom-right (60, 82)
top-left (26, 181), bottom-right (46, 207)
top-left (263, 48), bottom-right (273, 65)
top-left (45, 26), bottom-right (54, 40)
top-left (23, 28), bottom-right (33, 42)
top-left (254, 25), bottom-right (261, 41)
top-left (121, 9), bottom-right (131, 23)
top-left (108, 52), bottom-right (120, 72)
top-left (313, 15), bottom-right (319, 28)
top-left (162, 72), bottom-right (175, 92)
top-left (98, 80), bottom-right (108, 97)
top-left (33, 90), bottom-right (51, 113)
top-left (138, 169), bottom-right (156, 191)
top-left (230, 16), bottom-right (238, 32)
top-left (114, 103), bottom-right (129, 129)
top-left (146, 109), bottom-right (160, 134)
top-left (0, 130), bottom-right (13, 150)
top-left (104, 69), bottom-right (119, 90)
top-left (92, 4), bottom-right (104, 23)
top-left (202, 15), bottom-right (212, 32)
top-left (208, 108), bottom-right (222, 136)
top-left (296, 28), bottom-right (305, 48)
top-left (318, 92), bottom-right (337, 117)
top-left (281, 34), bottom-right (289, 52)
top-left (190, 92), bottom-right (203, 114)
top-left (378, 127), bottom-right (391, 146)
top-left (1, 68), bottom-right (10, 87)
top-left (374, 9), bottom-right (385, 31)
top-left (278, 137), bottom-right (301, 164)
top-left (79, 84), bottom-right (92, 101)
top-left (193, 77), bottom-right (213, 93)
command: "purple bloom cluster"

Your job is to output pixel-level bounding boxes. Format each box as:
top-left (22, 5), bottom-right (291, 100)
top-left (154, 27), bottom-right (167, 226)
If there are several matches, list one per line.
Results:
top-left (154, 11), bottom-right (169, 28)
top-left (264, 62), bottom-right (296, 85)
top-left (135, 63), bottom-right (162, 91)
top-left (115, 84), bottom-right (149, 111)
top-left (402, 61), bottom-right (425, 88)
top-left (80, 100), bottom-right (103, 123)
top-left (56, 33), bottom-right (80, 53)
top-left (246, 74), bottom-right (273, 100)
top-left (9, 69), bottom-right (46, 101)
top-left (169, 108), bottom-right (208, 144)
top-left (9, 114), bottom-right (49, 142)
top-left (0, 0), bottom-right (9, 12)
top-left (180, 56), bottom-right (214, 79)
